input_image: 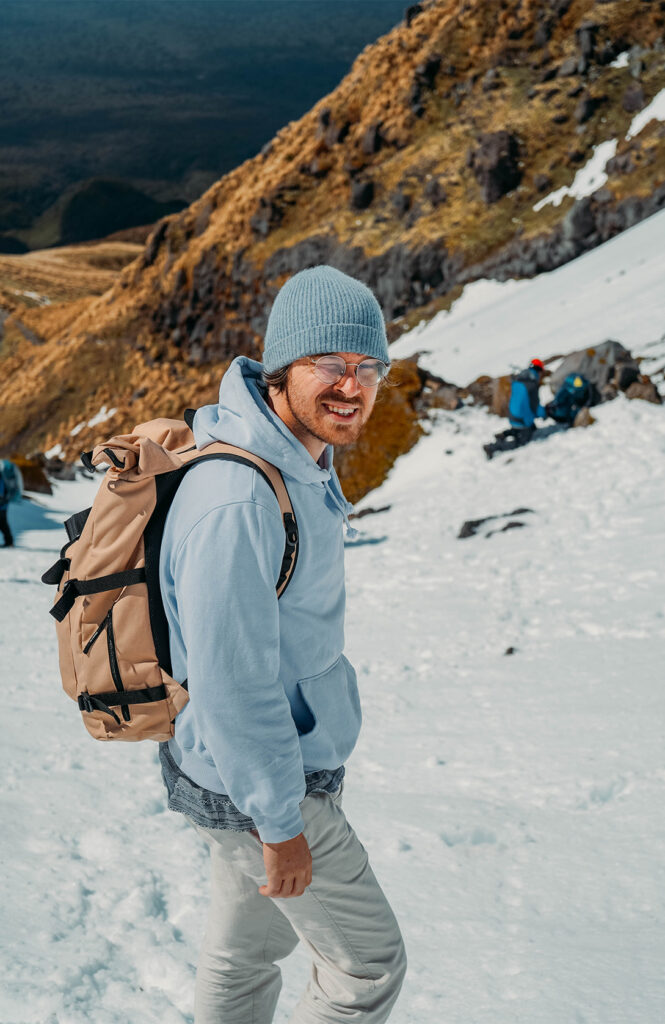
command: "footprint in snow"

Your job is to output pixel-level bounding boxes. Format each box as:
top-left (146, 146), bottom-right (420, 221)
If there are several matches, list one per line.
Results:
top-left (440, 826), bottom-right (497, 847)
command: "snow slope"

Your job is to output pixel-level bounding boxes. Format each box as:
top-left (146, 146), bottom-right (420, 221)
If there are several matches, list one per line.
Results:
top-left (1, 212), bottom-right (665, 1024)
top-left (390, 205), bottom-right (665, 385)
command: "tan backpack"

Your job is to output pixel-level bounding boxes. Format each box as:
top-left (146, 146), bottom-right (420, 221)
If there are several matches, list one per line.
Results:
top-left (42, 411), bottom-right (299, 742)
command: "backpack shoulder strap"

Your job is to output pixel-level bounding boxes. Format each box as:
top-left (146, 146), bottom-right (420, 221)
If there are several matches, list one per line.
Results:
top-left (183, 441), bottom-right (299, 599)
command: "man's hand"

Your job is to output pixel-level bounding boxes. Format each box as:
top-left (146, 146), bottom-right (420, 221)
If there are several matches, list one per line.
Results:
top-left (257, 832), bottom-right (312, 898)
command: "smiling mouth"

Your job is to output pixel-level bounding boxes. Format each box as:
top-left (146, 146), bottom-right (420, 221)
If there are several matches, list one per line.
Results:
top-left (322, 402), bottom-right (359, 420)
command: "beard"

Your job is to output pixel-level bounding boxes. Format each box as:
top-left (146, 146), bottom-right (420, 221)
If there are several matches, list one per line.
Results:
top-left (283, 379), bottom-right (372, 448)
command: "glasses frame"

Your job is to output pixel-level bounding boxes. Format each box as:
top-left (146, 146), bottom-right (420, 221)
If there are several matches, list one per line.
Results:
top-left (307, 355), bottom-right (389, 388)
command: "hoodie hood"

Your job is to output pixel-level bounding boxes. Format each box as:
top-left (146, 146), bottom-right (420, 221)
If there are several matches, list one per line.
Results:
top-left (194, 356), bottom-right (356, 528)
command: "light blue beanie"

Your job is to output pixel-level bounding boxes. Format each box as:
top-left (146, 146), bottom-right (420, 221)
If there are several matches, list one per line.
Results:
top-left (262, 265), bottom-right (389, 372)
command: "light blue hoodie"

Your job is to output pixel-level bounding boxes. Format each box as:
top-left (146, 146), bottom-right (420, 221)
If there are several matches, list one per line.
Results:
top-left (159, 356), bottom-right (361, 843)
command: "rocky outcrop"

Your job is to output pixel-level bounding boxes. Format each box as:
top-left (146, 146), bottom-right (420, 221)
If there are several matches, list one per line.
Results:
top-left (467, 131), bottom-right (522, 205)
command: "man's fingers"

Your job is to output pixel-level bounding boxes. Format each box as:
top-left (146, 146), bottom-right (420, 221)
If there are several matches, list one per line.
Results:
top-left (258, 875), bottom-right (310, 898)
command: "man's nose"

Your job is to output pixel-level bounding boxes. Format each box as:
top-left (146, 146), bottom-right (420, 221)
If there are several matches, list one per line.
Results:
top-left (336, 368), bottom-right (361, 397)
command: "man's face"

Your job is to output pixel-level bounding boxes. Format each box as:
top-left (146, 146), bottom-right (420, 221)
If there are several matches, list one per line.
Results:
top-left (279, 352), bottom-right (380, 451)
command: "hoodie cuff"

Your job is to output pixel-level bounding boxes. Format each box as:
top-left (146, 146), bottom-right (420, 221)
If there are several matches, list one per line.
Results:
top-left (252, 805), bottom-right (305, 845)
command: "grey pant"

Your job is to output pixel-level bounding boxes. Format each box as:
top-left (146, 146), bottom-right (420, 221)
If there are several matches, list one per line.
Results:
top-left (191, 784), bottom-right (406, 1023)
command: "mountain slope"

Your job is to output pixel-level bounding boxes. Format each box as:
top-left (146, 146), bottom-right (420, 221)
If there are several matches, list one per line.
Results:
top-left (1, 0), bottom-right (664, 483)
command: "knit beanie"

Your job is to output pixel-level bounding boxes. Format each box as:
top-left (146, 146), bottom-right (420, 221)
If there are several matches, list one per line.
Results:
top-left (262, 265), bottom-right (389, 373)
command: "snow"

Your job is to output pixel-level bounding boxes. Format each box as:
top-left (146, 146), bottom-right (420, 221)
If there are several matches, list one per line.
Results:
top-left (626, 86), bottom-right (665, 140)
top-left (389, 206), bottom-right (665, 384)
top-left (533, 140), bottom-right (618, 212)
top-left (534, 87), bottom-right (665, 212)
top-left (86, 405), bottom-right (118, 429)
top-left (2, 212), bottom-right (665, 1023)
top-left (609, 52), bottom-right (630, 70)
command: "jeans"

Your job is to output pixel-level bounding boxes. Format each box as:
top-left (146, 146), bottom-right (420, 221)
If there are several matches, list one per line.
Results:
top-left (190, 784), bottom-right (406, 1023)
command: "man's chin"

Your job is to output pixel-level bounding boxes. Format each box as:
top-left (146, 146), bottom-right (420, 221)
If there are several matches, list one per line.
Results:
top-left (316, 420), bottom-right (365, 446)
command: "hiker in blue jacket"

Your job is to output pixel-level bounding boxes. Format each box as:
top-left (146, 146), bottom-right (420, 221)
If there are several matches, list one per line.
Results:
top-left (159, 266), bottom-right (406, 1023)
top-left (0, 459), bottom-right (22, 547)
top-left (484, 358), bottom-right (547, 459)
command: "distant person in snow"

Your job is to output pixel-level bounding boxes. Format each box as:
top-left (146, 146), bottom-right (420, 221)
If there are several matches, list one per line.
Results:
top-left (545, 373), bottom-right (592, 426)
top-left (159, 267), bottom-right (406, 1023)
top-left (0, 459), bottom-right (23, 547)
top-left (484, 358), bottom-right (547, 460)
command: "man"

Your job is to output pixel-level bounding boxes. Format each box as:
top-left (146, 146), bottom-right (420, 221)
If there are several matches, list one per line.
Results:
top-left (484, 358), bottom-right (547, 459)
top-left (158, 265), bottom-right (407, 1023)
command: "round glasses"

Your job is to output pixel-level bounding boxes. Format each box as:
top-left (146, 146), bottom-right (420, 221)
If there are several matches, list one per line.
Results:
top-left (309, 355), bottom-right (389, 388)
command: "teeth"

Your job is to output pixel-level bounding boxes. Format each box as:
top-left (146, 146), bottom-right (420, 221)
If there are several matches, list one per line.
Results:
top-left (326, 404), bottom-right (355, 416)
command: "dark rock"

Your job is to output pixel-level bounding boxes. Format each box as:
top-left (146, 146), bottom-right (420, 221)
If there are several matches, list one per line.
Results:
top-left (482, 68), bottom-right (500, 92)
top-left (361, 122), bottom-right (384, 156)
top-left (424, 178), bottom-right (446, 206)
top-left (504, 646), bottom-right (517, 656)
top-left (576, 22), bottom-right (599, 59)
top-left (410, 54), bottom-right (442, 115)
top-left (629, 47), bottom-right (645, 79)
top-left (568, 84), bottom-right (584, 98)
top-left (575, 92), bottom-right (603, 123)
top-left (325, 119), bottom-right (351, 148)
top-left (351, 179), bottom-right (375, 210)
top-left (391, 190), bottom-right (411, 216)
top-left (534, 22), bottom-right (552, 47)
top-left (622, 83), bottom-right (646, 113)
top-left (467, 131), bottom-right (522, 204)
top-left (558, 56), bottom-right (580, 77)
top-left (458, 508), bottom-right (534, 539)
top-left (552, 0), bottom-right (572, 17)
top-left (143, 218), bottom-right (169, 268)
top-left (549, 340), bottom-right (638, 399)
top-left (605, 151), bottom-right (636, 176)
top-left (349, 504), bottom-right (392, 520)
top-left (44, 458), bottom-right (77, 482)
top-left (534, 173), bottom-right (552, 192)
top-left (405, 3), bottom-right (423, 27)
top-left (317, 108), bottom-right (331, 133)
top-left (563, 198), bottom-right (595, 242)
top-left (415, 55), bottom-right (442, 89)
top-left (625, 377), bottom-right (663, 404)
top-left (539, 66), bottom-right (558, 82)
top-left (305, 157), bottom-right (331, 179)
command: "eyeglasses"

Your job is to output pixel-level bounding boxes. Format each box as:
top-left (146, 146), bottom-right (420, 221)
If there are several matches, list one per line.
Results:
top-left (308, 355), bottom-right (389, 388)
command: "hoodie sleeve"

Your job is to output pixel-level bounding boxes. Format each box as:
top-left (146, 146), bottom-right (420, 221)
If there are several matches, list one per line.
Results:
top-left (172, 497), bottom-right (306, 843)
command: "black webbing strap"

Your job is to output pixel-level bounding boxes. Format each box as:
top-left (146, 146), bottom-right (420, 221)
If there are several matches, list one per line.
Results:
top-left (78, 684), bottom-right (167, 724)
top-left (42, 557), bottom-right (70, 586)
top-left (50, 568), bottom-right (146, 622)
top-left (276, 512), bottom-right (298, 594)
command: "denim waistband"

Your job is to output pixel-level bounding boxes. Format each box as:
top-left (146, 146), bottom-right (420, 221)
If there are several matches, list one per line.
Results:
top-left (159, 741), bottom-right (345, 833)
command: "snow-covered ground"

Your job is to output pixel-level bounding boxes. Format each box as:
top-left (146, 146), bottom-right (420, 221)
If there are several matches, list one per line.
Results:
top-left (1, 212), bottom-right (665, 1024)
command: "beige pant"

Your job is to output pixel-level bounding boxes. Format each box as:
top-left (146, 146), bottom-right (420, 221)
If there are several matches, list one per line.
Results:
top-left (191, 784), bottom-right (407, 1023)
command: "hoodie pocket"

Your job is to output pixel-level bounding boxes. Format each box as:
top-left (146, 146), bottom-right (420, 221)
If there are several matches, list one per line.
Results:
top-left (297, 656), bottom-right (362, 769)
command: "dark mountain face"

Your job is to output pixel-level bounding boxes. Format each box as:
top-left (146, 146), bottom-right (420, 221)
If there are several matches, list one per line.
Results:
top-left (0, 0), bottom-right (406, 248)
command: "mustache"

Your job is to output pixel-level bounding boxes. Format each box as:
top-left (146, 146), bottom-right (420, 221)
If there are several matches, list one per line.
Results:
top-left (318, 393), bottom-right (362, 409)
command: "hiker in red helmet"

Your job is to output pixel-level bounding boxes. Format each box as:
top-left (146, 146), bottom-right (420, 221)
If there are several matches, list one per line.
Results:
top-left (484, 359), bottom-right (548, 459)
